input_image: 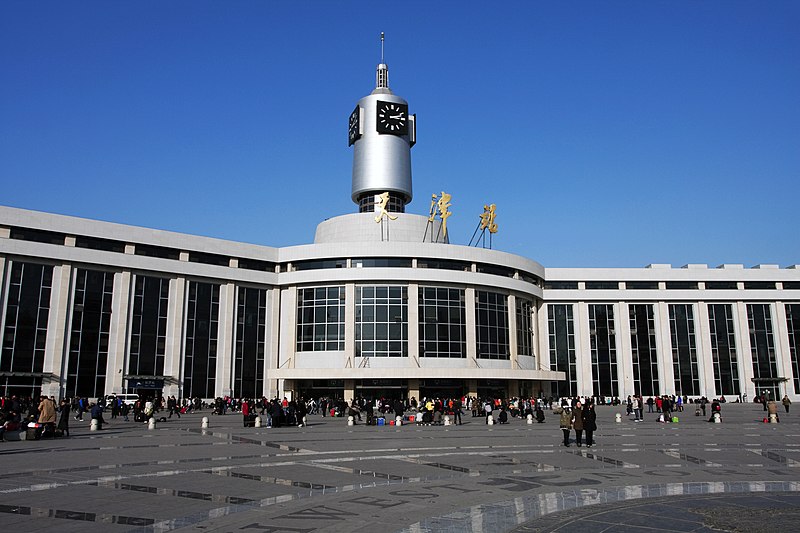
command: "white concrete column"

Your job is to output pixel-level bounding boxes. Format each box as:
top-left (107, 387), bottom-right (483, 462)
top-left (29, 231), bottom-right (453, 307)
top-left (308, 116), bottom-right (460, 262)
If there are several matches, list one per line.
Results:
top-left (344, 283), bottom-right (356, 367)
top-left (655, 302), bottom-right (675, 396)
top-left (407, 283), bottom-right (419, 364)
top-left (576, 302), bottom-right (593, 397)
top-left (215, 282), bottom-right (236, 398)
top-left (42, 264), bottom-right (73, 399)
top-left (734, 301), bottom-right (754, 399)
top-left (264, 287), bottom-right (281, 399)
top-left (616, 302), bottom-right (633, 398)
top-left (531, 300), bottom-right (539, 365)
top-left (772, 302), bottom-right (794, 399)
top-left (696, 302), bottom-right (717, 398)
top-left (465, 287), bottom-right (477, 364)
top-left (508, 294), bottom-right (519, 366)
top-left (538, 302), bottom-right (550, 370)
top-left (653, 302), bottom-right (672, 394)
top-left (278, 287), bottom-right (297, 372)
top-left (104, 271), bottom-right (132, 395)
top-left (163, 277), bottom-right (186, 399)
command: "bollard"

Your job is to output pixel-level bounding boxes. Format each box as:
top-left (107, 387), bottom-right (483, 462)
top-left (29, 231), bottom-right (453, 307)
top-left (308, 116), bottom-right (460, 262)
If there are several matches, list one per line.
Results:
top-left (487, 417), bottom-right (495, 426)
top-left (712, 413), bottom-right (721, 423)
top-left (201, 416), bottom-right (209, 429)
top-left (301, 416), bottom-right (307, 427)
top-left (90, 419), bottom-right (99, 432)
top-left (347, 416), bottom-right (354, 426)
top-left (615, 413), bottom-right (622, 423)
top-left (769, 413), bottom-right (778, 424)
top-left (527, 414), bottom-right (533, 425)
top-left (254, 416), bottom-right (262, 428)
top-left (443, 415), bottom-right (451, 426)
top-left (395, 416), bottom-right (402, 427)
top-left (148, 417), bottom-right (156, 430)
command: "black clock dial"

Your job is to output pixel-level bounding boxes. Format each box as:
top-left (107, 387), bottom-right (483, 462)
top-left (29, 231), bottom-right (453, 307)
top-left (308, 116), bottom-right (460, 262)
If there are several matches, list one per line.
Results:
top-left (376, 100), bottom-right (408, 135)
top-left (348, 105), bottom-right (361, 146)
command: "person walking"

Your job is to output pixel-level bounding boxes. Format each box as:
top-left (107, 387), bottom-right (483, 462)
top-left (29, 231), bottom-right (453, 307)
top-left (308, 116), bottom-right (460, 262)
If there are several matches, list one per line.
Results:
top-left (782, 395), bottom-right (792, 414)
top-left (583, 402), bottom-right (597, 447)
top-left (57, 398), bottom-right (70, 437)
top-left (559, 406), bottom-right (572, 447)
top-left (572, 401), bottom-right (585, 447)
top-left (37, 396), bottom-right (56, 438)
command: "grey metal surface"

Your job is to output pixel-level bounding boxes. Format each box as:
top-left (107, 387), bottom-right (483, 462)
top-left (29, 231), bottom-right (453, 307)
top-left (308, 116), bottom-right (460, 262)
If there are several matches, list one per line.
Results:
top-left (1, 403), bottom-right (798, 532)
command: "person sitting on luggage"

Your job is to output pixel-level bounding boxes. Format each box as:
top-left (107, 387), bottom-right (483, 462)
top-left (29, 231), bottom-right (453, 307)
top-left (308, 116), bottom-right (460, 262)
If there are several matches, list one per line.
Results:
top-left (535, 405), bottom-right (546, 423)
top-left (90, 402), bottom-right (106, 429)
top-left (432, 410), bottom-right (443, 425)
top-left (498, 408), bottom-right (508, 424)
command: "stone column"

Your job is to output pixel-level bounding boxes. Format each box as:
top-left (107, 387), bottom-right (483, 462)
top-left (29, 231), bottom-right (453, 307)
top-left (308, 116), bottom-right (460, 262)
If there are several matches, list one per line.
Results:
top-left (42, 264), bottom-right (73, 399)
top-left (466, 379), bottom-right (478, 398)
top-left (696, 302), bottom-right (717, 398)
top-left (734, 301), bottom-right (754, 400)
top-left (773, 302), bottom-right (794, 399)
top-left (344, 379), bottom-right (355, 402)
top-left (345, 283), bottom-right (356, 367)
top-left (508, 294), bottom-right (518, 367)
top-left (215, 282), bottom-right (236, 398)
top-left (105, 271), bottom-right (132, 395)
top-left (163, 277), bottom-right (186, 399)
top-left (653, 302), bottom-right (672, 394)
top-left (264, 287), bottom-right (281, 399)
top-left (576, 302), bottom-right (593, 397)
top-left (655, 302), bottom-right (675, 396)
top-left (465, 287), bottom-right (477, 363)
top-left (616, 302), bottom-right (633, 398)
top-left (407, 283), bottom-right (419, 364)
top-left (277, 286), bottom-right (297, 398)
top-left (407, 378), bottom-right (420, 402)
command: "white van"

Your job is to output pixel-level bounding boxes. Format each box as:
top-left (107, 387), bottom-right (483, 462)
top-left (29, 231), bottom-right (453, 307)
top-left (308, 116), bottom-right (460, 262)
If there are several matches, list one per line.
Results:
top-left (105, 394), bottom-right (141, 406)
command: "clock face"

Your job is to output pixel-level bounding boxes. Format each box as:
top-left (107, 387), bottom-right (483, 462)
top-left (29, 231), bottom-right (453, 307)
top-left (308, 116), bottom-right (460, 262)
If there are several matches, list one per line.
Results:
top-left (376, 100), bottom-right (408, 135)
top-left (348, 106), bottom-right (361, 146)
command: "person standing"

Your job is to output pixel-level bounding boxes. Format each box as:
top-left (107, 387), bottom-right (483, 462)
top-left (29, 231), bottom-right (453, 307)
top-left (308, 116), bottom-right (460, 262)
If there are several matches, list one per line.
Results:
top-left (57, 398), bottom-right (70, 437)
top-left (453, 398), bottom-right (463, 425)
top-left (572, 401), bottom-right (585, 447)
top-left (782, 395), bottom-right (792, 414)
top-left (559, 406), bottom-right (572, 447)
top-left (37, 396), bottom-right (56, 438)
top-left (583, 402), bottom-right (597, 447)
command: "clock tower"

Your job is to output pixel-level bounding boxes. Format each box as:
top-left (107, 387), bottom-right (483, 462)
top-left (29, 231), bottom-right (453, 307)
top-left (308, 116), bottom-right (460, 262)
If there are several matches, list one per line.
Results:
top-left (349, 36), bottom-right (416, 214)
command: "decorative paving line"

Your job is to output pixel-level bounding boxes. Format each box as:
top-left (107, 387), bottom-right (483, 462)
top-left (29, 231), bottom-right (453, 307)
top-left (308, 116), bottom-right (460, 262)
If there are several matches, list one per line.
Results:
top-left (0, 503), bottom-right (154, 527)
top-left (748, 449), bottom-right (800, 467)
top-left (88, 480), bottom-right (258, 505)
top-left (570, 449), bottom-right (640, 469)
top-left (204, 469), bottom-right (337, 490)
top-left (659, 449), bottom-right (723, 467)
top-left (400, 481), bottom-right (800, 533)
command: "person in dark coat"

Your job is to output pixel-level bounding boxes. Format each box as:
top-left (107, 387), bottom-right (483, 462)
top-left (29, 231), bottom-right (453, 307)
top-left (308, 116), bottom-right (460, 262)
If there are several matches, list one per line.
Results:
top-left (571, 401), bottom-right (585, 447)
top-left (582, 402), bottom-right (597, 447)
top-left (57, 399), bottom-right (70, 437)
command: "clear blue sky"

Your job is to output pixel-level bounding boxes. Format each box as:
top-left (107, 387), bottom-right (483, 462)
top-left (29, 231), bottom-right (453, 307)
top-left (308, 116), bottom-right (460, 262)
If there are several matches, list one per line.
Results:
top-left (2, 1), bottom-right (798, 268)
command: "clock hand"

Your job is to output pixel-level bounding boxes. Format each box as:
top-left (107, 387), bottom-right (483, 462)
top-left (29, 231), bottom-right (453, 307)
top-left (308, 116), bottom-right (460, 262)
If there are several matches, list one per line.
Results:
top-left (389, 114), bottom-right (405, 119)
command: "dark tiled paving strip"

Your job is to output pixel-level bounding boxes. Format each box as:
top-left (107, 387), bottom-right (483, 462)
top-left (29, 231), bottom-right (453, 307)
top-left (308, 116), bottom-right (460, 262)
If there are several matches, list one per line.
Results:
top-left (0, 503), bottom-right (154, 527)
top-left (569, 449), bottom-right (640, 468)
top-left (659, 449), bottom-right (723, 467)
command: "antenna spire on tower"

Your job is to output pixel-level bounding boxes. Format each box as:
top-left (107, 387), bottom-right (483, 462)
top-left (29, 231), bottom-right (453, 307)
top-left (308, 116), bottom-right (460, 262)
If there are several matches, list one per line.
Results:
top-left (380, 32), bottom-right (385, 63)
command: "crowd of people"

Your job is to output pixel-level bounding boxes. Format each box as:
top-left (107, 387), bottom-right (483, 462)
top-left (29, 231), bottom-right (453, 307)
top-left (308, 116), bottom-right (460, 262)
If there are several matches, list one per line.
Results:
top-left (2, 390), bottom-right (793, 442)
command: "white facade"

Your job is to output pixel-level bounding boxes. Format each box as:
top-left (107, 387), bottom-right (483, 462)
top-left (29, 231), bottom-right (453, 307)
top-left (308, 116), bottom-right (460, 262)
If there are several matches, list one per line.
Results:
top-left (1, 205), bottom-right (799, 402)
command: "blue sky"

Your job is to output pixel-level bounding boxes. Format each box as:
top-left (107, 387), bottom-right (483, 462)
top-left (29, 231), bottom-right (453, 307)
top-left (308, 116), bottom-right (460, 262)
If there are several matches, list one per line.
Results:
top-left (2, 1), bottom-right (798, 268)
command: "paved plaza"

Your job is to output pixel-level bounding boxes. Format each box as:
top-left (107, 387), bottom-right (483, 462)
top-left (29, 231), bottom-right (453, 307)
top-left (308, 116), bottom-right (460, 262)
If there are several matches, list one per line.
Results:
top-left (1, 403), bottom-right (799, 533)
